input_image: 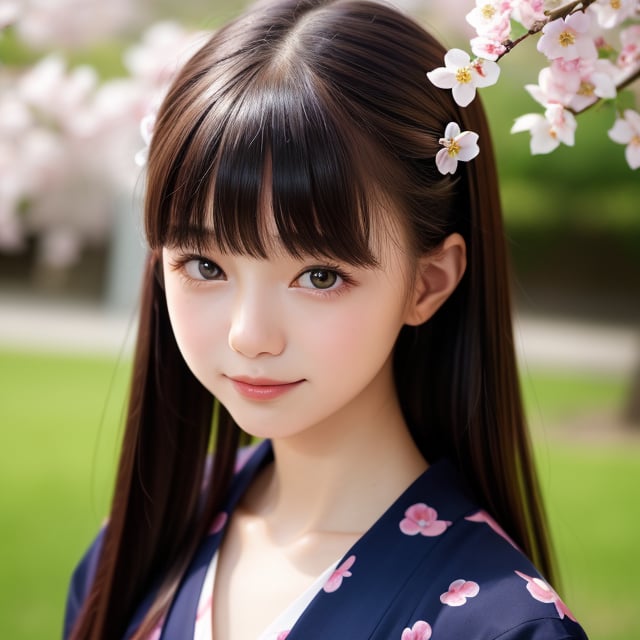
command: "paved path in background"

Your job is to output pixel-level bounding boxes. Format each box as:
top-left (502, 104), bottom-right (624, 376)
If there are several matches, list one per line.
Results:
top-left (0, 293), bottom-right (638, 375)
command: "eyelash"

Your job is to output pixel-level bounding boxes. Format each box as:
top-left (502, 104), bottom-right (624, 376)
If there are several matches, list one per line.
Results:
top-left (167, 253), bottom-right (356, 297)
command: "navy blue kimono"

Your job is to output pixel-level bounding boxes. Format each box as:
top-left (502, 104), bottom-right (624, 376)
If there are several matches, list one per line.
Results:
top-left (64, 440), bottom-right (588, 639)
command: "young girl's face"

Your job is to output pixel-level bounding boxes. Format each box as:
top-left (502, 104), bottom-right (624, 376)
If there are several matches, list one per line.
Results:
top-left (162, 210), bottom-right (420, 442)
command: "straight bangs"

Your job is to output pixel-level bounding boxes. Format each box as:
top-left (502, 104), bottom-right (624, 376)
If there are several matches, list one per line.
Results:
top-left (145, 52), bottom-right (393, 267)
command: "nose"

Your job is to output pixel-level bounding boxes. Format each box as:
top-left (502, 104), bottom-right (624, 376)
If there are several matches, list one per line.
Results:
top-left (228, 286), bottom-right (285, 358)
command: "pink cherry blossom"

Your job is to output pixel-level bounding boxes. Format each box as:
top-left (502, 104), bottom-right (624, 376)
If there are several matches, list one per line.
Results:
top-left (466, 0), bottom-right (511, 40)
top-left (618, 25), bottom-right (640, 69)
top-left (608, 109), bottom-right (640, 169)
top-left (14, 0), bottom-right (136, 49)
top-left (537, 13), bottom-right (598, 62)
top-left (465, 510), bottom-right (519, 549)
top-left (525, 66), bottom-right (577, 108)
top-left (400, 620), bottom-right (432, 640)
top-left (470, 36), bottom-right (507, 61)
top-left (511, 0), bottom-right (546, 30)
top-left (427, 49), bottom-right (500, 107)
top-left (590, 0), bottom-right (637, 29)
top-left (515, 570), bottom-right (577, 621)
top-left (323, 555), bottom-right (356, 593)
top-left (440, 578), bottom-right (480, 606)
top-left (566, 59), bottom-right (617, 111)
top-left (276, 632), bottom-right (290, 640)
top-left (511, 104), bottom-right (577, 154)
top-left (209, 511), bottom-right (228, 535)
top-left (526, 58), bottom-right (617, 111)
top-left (399, 501), bottom-right (453, 535)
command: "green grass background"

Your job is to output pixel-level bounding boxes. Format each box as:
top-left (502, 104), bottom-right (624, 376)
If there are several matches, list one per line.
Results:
top-left (1, 349), bottom-right (638, 638)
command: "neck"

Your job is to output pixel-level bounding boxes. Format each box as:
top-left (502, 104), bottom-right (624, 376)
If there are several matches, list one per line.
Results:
top-left (243, 376), bottom-right (427, 539)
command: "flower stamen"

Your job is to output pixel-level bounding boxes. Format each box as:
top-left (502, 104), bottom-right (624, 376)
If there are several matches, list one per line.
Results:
top-left (558, 30), bottom-right (575, 47)
top-left (456, 66), bottom-right (473, 83)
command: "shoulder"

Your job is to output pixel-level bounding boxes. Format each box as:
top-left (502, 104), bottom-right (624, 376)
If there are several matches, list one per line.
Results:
top-left (407, 507), bottom-right (588, 639)
top-left (63, 527), bottom-right (106, 639)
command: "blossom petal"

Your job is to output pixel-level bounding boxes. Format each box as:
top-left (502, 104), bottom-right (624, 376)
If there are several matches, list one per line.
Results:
top-left (511, 113), bottom-right (544, 133)
top-left (452, 83), bottom-right (476, 107)
top-left (426, 68), bottom-right (457, 89)
top-left (625, 143), bottom-right (640, 169)
top-left (472, 59), bottom-right (500, 87)
top-left (444, 122), bottom-right (461, 139)
top-left (435, 148), bottom-right (458, 175)
top-left (444, 48), bottom-right (471, 68)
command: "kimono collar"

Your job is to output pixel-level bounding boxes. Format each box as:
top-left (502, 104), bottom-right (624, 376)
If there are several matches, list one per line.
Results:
top-left (158, 441), bottom-right (478, 639)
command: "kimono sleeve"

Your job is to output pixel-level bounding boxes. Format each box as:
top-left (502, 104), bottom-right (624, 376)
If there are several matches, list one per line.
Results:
top-left (495, 616), bottom-right (589, 640)
top-left (62, 529), bottom-right (105, 639)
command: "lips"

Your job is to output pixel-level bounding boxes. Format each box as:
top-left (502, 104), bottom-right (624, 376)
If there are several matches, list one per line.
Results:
top-left (227, 376), bottom-right (304, 400)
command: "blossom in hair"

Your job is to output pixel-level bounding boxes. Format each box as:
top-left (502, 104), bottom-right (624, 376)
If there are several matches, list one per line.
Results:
top-left (427, 49), bottom-right (500, 108)
top-left (435, 122), bottom-right (480, 175)
top-left (536, 13), bottom-right (598, 62)
top-left (608, 109), bottom-right (640, 169)
top-left (511, 104), bottom-right (577, 154)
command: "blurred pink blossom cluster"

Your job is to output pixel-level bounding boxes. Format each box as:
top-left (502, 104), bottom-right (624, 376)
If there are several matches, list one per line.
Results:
top-left (5, 0), bottom-right (135, 49)
top-left (460, 0), bottom-right (640, 168)
top-left (0, 2), bottom-right (204, 266)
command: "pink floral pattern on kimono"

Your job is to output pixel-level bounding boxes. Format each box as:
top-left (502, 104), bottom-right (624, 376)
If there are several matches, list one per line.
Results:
top-left (323, 555), bottom-right (356, 593)
top-left (440, 578), bottom-right (480, 606)
top-left (515, 571), bottom-right (577, 621)
top-left (399, 503), bottom-right (451, 536)
top-left (276, 632), bottom-right (290, 640)
top-left (401, 620), bottom-right (432, 640)
top-left (465, 510), bottom-right (519, 549)
top-left (209, 511), bottom-right (228, 535)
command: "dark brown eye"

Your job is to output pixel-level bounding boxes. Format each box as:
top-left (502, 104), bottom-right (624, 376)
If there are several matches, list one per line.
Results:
top-left (197, 259), bottom-right (222, 280)
top-left (307, 269), bottom-right (338, 289)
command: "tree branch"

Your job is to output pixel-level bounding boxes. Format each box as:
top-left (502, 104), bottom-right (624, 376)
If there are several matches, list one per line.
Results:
top-left (497, 0), bottom-right (599, 61)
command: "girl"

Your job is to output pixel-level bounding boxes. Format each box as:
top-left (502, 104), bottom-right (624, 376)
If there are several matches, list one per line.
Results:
top-left (64, 1), bottom-right (588, 638)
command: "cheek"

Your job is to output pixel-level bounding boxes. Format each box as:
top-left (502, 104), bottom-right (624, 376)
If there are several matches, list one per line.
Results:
top-left (164, 283), bottom-right (226, 370)
top-left (296, 292), bottom-right (405, 367)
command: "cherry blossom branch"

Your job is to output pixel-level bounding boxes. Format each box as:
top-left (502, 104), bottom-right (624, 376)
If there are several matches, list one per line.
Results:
top-left (497, 0), bottom-right (599, 60)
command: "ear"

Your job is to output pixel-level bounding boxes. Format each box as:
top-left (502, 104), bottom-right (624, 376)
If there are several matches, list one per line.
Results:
top-left (404, 232), bottom-right (466, 326)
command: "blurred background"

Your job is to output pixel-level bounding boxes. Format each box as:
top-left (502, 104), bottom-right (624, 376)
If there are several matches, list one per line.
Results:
top-left (0, 0), bottom-right (638, 638)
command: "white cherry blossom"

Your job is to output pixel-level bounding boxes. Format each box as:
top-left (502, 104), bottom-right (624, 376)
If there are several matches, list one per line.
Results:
top-left (590, 0), bottom-right (637, 30)
top-left (608, 109), bottom-right (640, 169)
top-left (435, 122), bottom-right (480, 175)
top-left (511, 104), bottom-right (577, 154)
top-left (427, 49), bottom-right (500, 107)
